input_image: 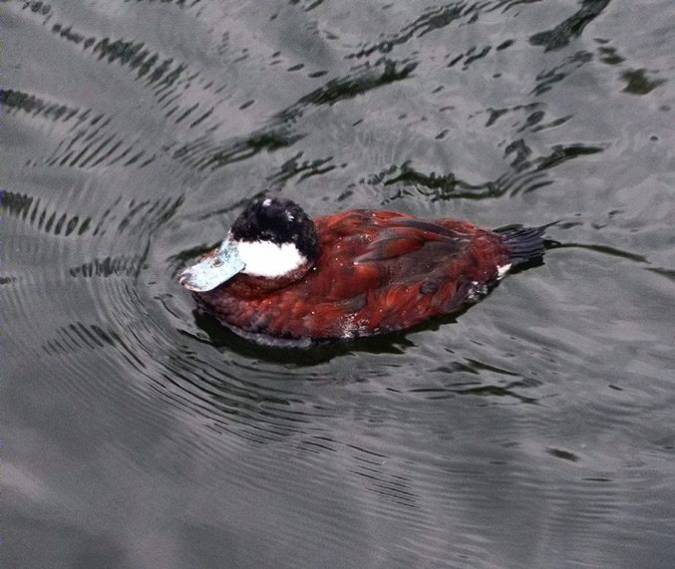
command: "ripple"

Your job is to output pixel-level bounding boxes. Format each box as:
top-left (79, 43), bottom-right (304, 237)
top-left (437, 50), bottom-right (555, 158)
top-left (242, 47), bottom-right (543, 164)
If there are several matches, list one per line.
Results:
top-left (529, 0), bottom-right (612, 52)
top-left (621, 68), bottom-right (667, 95)
top-left (0, 89), bottom-right (82, 124)
top-left (2, 190), bottom-right (93, 236)
top-left (172, 58), bottom-right (417, 171)
top-left (346, 1), bottom-right (482, 61)
top-left (531, 50), bottom-right (594, 96)
top-left (4, 0), bottom-right (675, 567)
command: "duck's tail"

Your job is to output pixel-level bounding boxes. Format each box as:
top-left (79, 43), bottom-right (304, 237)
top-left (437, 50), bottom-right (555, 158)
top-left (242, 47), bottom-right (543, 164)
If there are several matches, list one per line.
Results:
top-left (494, 222), bottom-right (558, 269)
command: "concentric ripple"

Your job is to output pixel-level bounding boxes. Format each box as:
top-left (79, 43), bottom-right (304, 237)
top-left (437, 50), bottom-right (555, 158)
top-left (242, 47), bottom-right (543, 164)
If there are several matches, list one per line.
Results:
top-left (3, 0), bottom-right (675, 568)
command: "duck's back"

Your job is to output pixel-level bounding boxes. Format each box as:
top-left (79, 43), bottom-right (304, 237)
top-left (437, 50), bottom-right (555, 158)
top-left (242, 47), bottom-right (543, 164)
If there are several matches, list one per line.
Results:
top-left (196, 210), bottom-right (511, 341)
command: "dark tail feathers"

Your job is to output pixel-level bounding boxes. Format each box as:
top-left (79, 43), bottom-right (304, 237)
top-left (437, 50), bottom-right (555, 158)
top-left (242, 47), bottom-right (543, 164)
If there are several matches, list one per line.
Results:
top-left (494, 222), bottom-right (557, 268)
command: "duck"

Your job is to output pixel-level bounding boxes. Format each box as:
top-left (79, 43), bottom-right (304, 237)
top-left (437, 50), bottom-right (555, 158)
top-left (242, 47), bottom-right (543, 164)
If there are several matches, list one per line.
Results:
top-left (179, 196), bottom-right (550, 346)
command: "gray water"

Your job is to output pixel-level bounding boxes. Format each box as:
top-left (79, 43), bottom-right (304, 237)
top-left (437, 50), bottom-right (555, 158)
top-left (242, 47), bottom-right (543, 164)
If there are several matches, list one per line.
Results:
top-left (2, 1), bottom-right (675, 567)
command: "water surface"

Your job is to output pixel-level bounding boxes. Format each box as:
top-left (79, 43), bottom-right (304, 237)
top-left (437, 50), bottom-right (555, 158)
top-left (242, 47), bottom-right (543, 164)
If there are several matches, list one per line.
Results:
top-left (2, 0), bottom-right (675, 567)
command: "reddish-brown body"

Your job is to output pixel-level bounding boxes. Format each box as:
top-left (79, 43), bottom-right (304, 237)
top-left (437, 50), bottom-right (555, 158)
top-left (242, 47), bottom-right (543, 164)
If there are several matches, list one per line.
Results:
top-left (196, 210), bottom-right (511, 342)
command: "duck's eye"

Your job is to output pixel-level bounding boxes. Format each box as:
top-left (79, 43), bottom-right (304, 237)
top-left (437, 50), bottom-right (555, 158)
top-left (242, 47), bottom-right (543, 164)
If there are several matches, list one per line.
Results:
top-left (213, 258), bottom-right (224, 267)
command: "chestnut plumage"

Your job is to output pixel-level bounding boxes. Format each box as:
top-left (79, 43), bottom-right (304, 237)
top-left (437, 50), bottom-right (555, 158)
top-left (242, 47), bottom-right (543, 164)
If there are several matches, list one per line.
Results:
top-left (180, 197), bottom-right (549, 345)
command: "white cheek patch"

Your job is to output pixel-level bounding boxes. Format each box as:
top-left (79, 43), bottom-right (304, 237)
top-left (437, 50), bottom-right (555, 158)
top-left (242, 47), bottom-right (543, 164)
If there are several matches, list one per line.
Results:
top-left (237, 240), bottom-right (306, 278)
top-left (497, 263), bottom-right (512, 280)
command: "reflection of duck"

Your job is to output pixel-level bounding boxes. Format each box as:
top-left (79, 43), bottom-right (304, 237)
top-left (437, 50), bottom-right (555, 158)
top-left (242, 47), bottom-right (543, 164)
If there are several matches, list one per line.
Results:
top-left (179, 197), bottom-right (549, 345)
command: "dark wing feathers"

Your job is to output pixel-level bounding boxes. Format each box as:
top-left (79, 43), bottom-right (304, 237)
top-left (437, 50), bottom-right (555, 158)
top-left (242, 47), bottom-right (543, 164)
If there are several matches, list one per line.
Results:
top-left (355, 220), bottom-right (471, 264)
top-left (355, 235), bottom-right (426, 263)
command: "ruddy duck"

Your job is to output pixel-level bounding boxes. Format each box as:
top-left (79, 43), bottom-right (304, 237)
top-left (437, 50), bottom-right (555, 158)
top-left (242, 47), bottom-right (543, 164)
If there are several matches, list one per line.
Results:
top-left (179, 197), bottom-right (550, 345)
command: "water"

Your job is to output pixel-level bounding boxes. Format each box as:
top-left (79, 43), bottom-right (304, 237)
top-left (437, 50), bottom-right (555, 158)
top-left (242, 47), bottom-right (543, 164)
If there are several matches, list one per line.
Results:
top-left (2, 1), bottom-right (675, 567)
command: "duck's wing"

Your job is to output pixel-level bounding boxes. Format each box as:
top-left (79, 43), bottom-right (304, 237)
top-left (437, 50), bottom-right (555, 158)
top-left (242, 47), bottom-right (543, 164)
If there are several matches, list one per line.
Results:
top-left (354, 217), bottom-right (473, 265)
top-left (307, 211), bottom-right (506, 314)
